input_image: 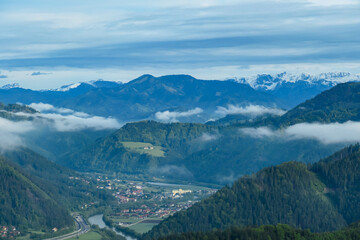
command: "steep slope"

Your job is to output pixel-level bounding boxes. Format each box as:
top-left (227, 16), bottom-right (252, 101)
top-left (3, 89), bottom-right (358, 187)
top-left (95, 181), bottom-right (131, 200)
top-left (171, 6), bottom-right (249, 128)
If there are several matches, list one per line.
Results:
top-left (267, 82), bottom-right (360, 127)
top-left (160, 222), bottom-right (360, 240)
top-left (61, 120), bottom-right (342, 183)
top-left (0, 156), bottom-right (73, 231)
top-left (60, 121), bottom-right (216, 177)
top-left (143, 145), bottom-right (360, 239)
top-left (3, 148), bottom-right (113, 211)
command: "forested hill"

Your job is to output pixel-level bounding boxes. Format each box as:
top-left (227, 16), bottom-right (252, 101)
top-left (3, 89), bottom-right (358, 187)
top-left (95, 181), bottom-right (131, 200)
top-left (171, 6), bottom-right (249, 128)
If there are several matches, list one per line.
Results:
top-left (0, 156), bottom-right (73, 231)
top-left (60, 121), bottom-right (216, 174)
top-left (143, 144), bottom-right (360, 239)
top-left (260, 82), bottom-right (360, 127)
top-left (215, 81), bottom-right (360, 128)
top-left (4, 147), bottom-right (114, 211)
top-left (159, 222), bottom-right (360, 240)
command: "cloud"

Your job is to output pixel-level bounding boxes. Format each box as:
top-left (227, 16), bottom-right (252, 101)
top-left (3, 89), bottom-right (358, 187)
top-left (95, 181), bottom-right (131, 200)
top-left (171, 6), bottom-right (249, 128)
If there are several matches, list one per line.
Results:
top-left (29, 103), bottom-right (76, 114)
top-left (0, 0), bottom-right (359, 90)
top-left (216, 104), bottom-right (286, 118)
top-left (199, 133), bottom-right (219, 142)
top-left (18, 103), bottom-right (122, 131)
top-left (0, 117), bottom-right (36, 151)
top-left (31, 71), bottom-right (50, 76)
top-left (155, 107), bottom-right (203, 122)
top-left (285, 121), bottom-right (360, 144)
top-left (305, 0), bottom-right (359, 7)
top-left (241, 127), bottom-right (277, 138)
top-left (241, 121), bottom-right (360, 144)
top-left (150, 164), bottom-right (193, 178)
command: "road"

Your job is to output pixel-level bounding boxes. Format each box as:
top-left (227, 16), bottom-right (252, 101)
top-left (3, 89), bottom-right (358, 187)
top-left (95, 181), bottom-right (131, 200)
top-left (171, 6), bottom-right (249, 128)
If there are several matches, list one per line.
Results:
top-left (45, 214), bottom-right (90, 240)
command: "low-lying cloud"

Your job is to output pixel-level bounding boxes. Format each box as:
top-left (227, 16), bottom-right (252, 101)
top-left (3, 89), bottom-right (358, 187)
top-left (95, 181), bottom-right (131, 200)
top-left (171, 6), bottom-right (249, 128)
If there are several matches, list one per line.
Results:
top-left (0, 117), bottom-right (36, 151)
top-left (150, 165), bottom-right (193, 178)
top-left (0, 103), bottom-right (122, 151)
top-left (199, 133), bottom-right (219, 142)
top-left (216, 104), bottom-right (286, 118)
top-left (20, 103), bottom-right (122, 131)
top-left (155, 107), bottom-right (203, 122)
top-left (241, 121), bottom-right (360, 144)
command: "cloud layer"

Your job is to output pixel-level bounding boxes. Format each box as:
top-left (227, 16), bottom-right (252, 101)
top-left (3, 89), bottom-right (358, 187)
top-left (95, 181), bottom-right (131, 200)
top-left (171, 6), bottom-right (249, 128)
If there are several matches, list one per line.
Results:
top-left (0, 103), bottom-right (122, 150)
top-left (241, 121), bottom-right (360, 144)
top-left (155, 108), bottom-right (203, 122)
top-left (216, 104), bottom-right (286, 118)
top-left (0, 0), bottom-right (359, 88)
top-left (26, 103), bottom-right (122, 131)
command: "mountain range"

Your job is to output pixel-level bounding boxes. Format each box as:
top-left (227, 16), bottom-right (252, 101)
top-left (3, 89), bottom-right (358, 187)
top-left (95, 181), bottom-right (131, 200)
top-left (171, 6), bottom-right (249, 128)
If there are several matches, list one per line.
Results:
top-left (60, 81), bottom-right (360, 184)
top-left (1, 72), bottom-right (358, 123)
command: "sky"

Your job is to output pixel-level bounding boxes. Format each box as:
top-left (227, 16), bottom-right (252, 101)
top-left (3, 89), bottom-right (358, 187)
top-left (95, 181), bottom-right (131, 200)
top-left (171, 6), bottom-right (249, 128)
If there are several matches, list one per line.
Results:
top-left (0, 0), bottom-right (359, 89)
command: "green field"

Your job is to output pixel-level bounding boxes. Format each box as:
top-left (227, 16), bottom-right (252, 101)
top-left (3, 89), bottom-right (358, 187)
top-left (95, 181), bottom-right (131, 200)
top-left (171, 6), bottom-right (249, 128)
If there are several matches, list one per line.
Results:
top-left (121, 142), bottom-right (165, 157)
top-left (129, 222), bottom-right (157, 234)
top-left (68, 231), bottom-right (102, 240)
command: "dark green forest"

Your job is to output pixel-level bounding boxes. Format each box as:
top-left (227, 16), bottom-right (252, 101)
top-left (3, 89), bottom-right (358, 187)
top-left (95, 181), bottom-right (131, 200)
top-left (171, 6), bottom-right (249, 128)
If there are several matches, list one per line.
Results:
top-left (143, 144), bottom-right (360, 239)
top-left (159, 222), bottom-right (360, 240)
top-left (0, 157), bottom-right (73, 231)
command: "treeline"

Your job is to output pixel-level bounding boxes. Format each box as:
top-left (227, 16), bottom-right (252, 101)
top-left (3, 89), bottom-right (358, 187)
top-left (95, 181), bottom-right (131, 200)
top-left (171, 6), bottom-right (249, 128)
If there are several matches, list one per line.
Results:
top-left (159, 222), bottom-right (360, 240)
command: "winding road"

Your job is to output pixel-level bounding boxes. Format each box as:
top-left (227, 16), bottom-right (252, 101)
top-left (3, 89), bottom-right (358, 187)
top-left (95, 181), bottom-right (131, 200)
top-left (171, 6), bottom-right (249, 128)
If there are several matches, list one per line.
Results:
top-left (45, 214), bottom-right (90, 240)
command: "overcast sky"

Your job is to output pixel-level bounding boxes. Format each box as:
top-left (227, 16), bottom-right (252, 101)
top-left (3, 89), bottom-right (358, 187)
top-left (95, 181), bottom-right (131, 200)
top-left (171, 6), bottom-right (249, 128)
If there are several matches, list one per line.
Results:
top-left (0, 0), bottom-right (359, 89)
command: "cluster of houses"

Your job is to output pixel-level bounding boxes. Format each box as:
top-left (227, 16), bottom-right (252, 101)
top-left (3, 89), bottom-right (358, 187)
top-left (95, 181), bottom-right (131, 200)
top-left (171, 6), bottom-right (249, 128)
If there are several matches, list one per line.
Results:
top-left (113, 187), bottom-right (144, 203)
top-left (0, 226), bottom-right (20, 239)
top-left (112, 201), bottom-right (195, 222)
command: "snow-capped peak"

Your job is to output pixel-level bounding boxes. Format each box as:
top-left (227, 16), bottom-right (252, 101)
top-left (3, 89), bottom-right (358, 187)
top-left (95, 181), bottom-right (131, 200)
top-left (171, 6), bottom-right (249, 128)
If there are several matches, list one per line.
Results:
top-left (233, 72), bottom-right (360, 91)
top-left (53, 83), bottom-right (84, 92)
top-left (1, 83), bottom-right (20, 90)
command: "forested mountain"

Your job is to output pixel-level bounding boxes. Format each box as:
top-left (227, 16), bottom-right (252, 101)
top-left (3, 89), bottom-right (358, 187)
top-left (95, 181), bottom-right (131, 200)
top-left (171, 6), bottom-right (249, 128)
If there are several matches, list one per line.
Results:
top-left (3, 148), bottom-right (114, 211)
top-left (0, 156), bottom-right (73, 231)
top-left (213, 81), bottom-right (360, 128)
top-left (60, 121), bottom-right (216, 176)
top-left (159, 222), bottom-right (360, 240)
top-left (61, 120), bottom-right (343, 183)
top-left (143, 144), bottom-right (360, 239)
top-left (273, 82), bottom-right (360, 126)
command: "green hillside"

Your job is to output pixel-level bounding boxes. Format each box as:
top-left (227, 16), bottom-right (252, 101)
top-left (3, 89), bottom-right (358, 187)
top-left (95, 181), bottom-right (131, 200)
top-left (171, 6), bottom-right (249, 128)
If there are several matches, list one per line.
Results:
top-left (159, 222), bottom-right (360, 240)
top-left (143, 145), bottom-right (360, 239)
top-left (60, 120), bottom-right (342, 183)
top-left (0, 157), bottom-right (73, 232)
top-left (3, 147), bottom-right (114, 211)
top-left (60, 121), bottom-right (216, 175)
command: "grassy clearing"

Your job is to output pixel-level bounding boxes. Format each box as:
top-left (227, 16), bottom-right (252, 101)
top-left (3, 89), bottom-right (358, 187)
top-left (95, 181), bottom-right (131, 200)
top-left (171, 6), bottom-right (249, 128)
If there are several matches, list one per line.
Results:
top-left (121, 142), bottom-right (165, 157)
top-left (68, 231), bottom-right (102, 240)
top-left (128, 222), bottom-right (157, 234)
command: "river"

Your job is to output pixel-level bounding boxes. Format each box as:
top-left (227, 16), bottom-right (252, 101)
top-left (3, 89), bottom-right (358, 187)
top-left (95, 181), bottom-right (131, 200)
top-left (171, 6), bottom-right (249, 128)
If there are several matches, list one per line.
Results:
top-left (88, 214), bottom-right (136, 240)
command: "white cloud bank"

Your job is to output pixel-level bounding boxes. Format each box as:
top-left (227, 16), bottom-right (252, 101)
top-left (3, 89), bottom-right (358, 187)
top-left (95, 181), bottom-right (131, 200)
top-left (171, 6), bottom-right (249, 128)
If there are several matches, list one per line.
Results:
top-left (25, 103), bottom-right (122, 131)
top-left (241, 121), bottom-right (360, 144)
top-left (0, 117), bottom-right (36, 151)
top-left (216, 104), bottom-right (286, 118)
top-left (155, 107), bottom-right (203, 122)
top-left (0, 103), bottom-right (122, 151)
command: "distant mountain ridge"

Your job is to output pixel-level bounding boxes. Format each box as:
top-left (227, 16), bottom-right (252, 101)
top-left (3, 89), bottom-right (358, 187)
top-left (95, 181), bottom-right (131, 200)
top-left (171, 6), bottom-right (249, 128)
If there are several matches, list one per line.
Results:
top-left (234, 72), bottom-right (360, 107)
top-left (235, 72), bottom-right (359, 91)
top-left (0, 74), bottom-right (284, 122)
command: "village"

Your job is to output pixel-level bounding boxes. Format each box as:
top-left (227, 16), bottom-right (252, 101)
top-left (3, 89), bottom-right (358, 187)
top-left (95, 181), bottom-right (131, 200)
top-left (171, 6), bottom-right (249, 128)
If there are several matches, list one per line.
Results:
top-left (69, 174), bottom-right (217, 232)
top-left (0, 226), bottom-right (20, 239)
